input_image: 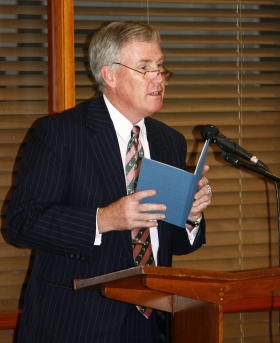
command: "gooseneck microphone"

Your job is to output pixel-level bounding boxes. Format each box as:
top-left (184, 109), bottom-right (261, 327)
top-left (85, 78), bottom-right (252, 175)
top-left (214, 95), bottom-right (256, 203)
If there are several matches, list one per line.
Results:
top-left (200, 124), bottom-right (268, 171)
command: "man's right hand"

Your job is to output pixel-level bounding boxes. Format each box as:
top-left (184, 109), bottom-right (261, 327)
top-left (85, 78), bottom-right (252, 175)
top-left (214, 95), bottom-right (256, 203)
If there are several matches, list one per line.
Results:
top-left (97, 190), bottom-right (166, 234)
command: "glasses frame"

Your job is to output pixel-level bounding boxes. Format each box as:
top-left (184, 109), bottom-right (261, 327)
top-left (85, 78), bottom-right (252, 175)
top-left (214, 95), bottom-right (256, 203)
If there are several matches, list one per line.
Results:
top-left (112, 62), bottom-right (174, 81)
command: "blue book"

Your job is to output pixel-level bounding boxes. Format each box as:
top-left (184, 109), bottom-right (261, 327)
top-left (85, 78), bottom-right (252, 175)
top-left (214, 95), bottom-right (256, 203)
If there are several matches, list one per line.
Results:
top-left (136, 139), bottom-right (210, 228)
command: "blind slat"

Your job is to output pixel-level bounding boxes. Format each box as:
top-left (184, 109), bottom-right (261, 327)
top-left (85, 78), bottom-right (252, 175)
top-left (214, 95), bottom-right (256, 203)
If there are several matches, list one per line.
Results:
top-left (0, 19), bottom-right (47, 29)
top-left (0, 75), bottom-right (47, 86)
top-left (75, 7), bottom-right (280, 18)
top-left (0, 61), bottom-right (48, 71)
top-left (0, 5), bottom-right (46, 15)
top-left (0, 33), bottom-right (47, 43)
top-left (0, 89), bottom-right (48, 101)
top-left (168, 86), bottom-right (280, 99)
top-left (74, 33), bottom-right (280, 45)
top-left (0, 129), bottom-right (31, 144)
top-left (83, 0), bottom-right (280, 4)
top-left (1, 47), bottom-right (48, 57)
top-left (75, 20), bottom-right (280, 32)
top-left (0, 102), bottom-right (48, 115)
top-left (158, 99), bottom-right (280, 112)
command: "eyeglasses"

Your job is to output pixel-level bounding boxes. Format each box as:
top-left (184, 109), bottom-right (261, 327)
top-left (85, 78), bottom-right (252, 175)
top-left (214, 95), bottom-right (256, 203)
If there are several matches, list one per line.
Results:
top-left (112, 62), bottom-right (174, 82)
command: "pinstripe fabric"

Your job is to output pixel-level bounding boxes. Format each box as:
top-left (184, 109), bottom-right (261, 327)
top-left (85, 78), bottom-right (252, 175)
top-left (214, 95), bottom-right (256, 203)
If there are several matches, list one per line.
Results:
top-left (7, 95), bottom-right (206, 343)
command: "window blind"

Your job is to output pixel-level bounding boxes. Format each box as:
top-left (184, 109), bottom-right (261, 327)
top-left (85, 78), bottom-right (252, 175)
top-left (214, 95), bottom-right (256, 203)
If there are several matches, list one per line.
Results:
top-left (73, 0), bottom-right (280, 341)
top-left (0, 1), bottom-right (48, 342)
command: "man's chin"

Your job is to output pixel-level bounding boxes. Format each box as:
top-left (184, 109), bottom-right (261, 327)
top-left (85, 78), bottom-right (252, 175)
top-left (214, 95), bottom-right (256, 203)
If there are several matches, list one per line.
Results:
top-left (147, 101), bottom-right (163, 115)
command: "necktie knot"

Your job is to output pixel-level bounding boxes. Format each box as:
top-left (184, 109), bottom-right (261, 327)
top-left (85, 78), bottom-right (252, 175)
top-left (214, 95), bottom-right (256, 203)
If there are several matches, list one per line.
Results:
top-left (131, 125), bottom-right (140, 139)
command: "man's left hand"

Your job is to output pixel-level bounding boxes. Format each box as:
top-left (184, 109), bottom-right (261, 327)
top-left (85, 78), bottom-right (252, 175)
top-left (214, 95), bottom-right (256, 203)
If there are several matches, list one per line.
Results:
top-left (188, 165), bottom-right (212, 222)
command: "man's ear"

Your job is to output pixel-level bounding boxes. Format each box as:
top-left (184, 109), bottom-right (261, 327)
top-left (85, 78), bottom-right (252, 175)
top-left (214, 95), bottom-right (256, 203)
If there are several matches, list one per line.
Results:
top-left (101, 65), bottom-right (116, 87)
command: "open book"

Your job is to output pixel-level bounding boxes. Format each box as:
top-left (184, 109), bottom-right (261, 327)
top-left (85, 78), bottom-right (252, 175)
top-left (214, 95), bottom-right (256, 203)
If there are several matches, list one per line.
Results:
top-left (136, 139), bottom-right (210, 228)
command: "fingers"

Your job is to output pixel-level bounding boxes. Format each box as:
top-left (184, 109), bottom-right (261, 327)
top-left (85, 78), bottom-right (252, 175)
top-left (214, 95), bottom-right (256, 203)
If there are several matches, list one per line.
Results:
top-left (98, 190), bottom-right (167, 233)
top-left (190, 167), bottom-right (212, 219)
top-left (196, 164), bottom-right (211, 198)
top-left (129, 190), bottom-right (167, 224)
top-left (197, 175), bottom-right (209, 189)
top-left (190, 184), bottom-right (212, 219)
top-left (132, 189), bottom-right (157, 201)
top-left (139, 201), bottom-right (166, 214)
top-left (131, 215), bottom-right (164, 230)
top-left (204, 184), bottom-right (211, 194)
top-left (195, 183), bottom-right (212, 197)
top-left (202, 165), bottom-right (210, 175)
top-left (194, 182), bottom-right (212, 202)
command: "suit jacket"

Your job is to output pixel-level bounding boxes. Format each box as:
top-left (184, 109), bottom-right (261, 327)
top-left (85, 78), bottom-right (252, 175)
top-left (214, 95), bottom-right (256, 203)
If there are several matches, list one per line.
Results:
top-left (7, 95), bottom-right (206, 343)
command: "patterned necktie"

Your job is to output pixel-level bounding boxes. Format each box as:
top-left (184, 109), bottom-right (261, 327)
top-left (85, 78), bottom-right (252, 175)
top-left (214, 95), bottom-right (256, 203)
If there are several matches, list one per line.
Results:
top-left (125, 125), bottom-right (155, 319)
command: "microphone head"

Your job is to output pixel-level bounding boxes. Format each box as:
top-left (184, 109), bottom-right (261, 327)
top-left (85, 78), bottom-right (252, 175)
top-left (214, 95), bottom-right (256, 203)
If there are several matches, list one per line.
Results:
top-left (200, 124), bottom-right (219, 141)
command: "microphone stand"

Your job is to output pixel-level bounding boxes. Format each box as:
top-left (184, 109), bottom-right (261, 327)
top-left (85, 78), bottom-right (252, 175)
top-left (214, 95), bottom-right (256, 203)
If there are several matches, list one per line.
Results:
top-left (222, 152), bottom-right (280, 183)
top-left (222, 151), bottom-right (280, 330)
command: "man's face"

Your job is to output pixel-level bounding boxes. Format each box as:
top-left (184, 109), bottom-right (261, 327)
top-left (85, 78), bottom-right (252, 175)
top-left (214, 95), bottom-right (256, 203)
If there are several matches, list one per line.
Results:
top-left (108, 40), bottom-right (166, 124)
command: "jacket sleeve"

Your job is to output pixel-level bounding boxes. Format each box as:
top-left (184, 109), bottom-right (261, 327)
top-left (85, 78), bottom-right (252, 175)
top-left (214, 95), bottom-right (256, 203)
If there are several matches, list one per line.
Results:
top-left (7, 117), bottom-right (98, 260)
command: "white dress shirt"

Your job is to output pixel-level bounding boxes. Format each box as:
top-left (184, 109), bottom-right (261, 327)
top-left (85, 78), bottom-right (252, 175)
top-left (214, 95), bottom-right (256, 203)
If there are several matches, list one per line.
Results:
top-left (95, 95), bottom-right (198, 265)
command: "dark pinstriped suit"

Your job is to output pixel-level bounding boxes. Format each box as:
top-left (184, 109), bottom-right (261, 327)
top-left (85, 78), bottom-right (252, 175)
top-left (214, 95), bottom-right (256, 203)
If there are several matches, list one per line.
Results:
top-left (7, 95), bottom-right (206, 343)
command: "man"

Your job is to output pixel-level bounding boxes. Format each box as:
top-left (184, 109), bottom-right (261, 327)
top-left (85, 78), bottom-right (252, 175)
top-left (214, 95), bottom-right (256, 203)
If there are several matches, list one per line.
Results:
top-left (7, 21), bottom-right (212, 343)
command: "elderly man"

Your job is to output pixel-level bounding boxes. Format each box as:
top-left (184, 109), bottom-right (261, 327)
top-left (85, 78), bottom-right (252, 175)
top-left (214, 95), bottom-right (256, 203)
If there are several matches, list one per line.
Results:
top-left (7, 21), bottom-right (212, 343)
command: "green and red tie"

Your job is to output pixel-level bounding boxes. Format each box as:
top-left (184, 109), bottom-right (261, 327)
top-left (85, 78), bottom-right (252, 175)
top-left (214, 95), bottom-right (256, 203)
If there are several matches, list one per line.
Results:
top-left (125, 125), bottom-right (155, 318)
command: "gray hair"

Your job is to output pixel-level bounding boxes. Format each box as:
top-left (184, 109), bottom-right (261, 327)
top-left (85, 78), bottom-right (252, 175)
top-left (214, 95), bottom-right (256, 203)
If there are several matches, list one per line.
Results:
top-left (89, 21), bottom-right (161, 92)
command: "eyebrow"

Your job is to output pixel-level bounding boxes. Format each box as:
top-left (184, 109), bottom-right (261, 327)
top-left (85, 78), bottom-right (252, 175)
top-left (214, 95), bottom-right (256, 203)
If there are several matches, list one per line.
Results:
top-left (137, 56), bottom-right (165, 64)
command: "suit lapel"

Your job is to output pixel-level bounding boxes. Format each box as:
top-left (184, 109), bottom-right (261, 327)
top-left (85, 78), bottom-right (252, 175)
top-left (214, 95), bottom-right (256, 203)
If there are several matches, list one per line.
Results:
top-left (86, 95), bottom-right (132, 260)
top-left (86, 96), bottom-right (126, 203)
top-left (145, 117), bottom-right (170, 162)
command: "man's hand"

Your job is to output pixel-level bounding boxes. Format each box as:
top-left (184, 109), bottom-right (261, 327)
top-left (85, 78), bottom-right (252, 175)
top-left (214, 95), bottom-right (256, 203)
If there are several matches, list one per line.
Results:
top-left (98, 190), bottom-right (166, 234)
top-left (188, 165), bottom-right (212, 224)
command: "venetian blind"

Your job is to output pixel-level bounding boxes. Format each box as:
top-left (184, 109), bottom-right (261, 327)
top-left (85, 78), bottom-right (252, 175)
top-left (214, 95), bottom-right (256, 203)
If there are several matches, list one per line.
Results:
top-left (0, 1), bottom-right (48, 342)
top-left (73, 1), bottom-right (280, 342)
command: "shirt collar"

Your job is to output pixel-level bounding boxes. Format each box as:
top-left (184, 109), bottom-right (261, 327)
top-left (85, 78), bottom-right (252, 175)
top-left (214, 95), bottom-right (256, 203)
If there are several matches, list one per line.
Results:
top-left (103, 94), bottom-right (146, 142)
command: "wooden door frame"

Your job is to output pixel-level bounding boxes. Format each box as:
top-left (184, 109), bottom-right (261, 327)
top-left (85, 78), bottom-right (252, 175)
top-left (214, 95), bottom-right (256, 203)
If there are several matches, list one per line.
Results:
top-left (48, 0), bottom-right (75, 115)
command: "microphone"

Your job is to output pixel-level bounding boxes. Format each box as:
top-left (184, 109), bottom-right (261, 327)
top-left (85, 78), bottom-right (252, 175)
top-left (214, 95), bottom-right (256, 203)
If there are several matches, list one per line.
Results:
top-left (200, 124), bottom-right (268, 171)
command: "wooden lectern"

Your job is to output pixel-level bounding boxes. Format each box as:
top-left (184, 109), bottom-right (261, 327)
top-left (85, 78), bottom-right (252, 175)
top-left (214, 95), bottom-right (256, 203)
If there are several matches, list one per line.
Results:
top-left (74, 266), bottom-right (280, 343)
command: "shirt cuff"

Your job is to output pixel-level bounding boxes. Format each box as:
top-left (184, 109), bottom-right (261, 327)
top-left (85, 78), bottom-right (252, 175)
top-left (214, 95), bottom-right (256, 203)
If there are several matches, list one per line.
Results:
top-left (186, 224), bottom-right (199, 245)
top-left (94, 208), bottom-right (102, 245)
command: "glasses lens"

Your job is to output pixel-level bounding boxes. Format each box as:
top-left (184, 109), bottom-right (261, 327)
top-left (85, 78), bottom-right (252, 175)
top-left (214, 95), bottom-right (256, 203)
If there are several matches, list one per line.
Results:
top-left (164, 72), bottom-right (172, 82)
top-left (163, 66), bottom-right (173, 81)
top-left (143, 69), bottom-right (173, 81)
top-left (143, 71), bottom-right (160, 80)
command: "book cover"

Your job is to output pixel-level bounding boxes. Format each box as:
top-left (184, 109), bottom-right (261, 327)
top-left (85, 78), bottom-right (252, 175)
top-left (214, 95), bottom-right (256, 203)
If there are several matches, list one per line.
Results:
top-left (136, 139), bottom-right (210, 228)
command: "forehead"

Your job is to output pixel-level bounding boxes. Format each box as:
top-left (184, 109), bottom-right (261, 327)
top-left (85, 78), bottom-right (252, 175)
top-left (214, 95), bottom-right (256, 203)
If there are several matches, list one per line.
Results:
top-left (121, 40), bottom-right (164, 63)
